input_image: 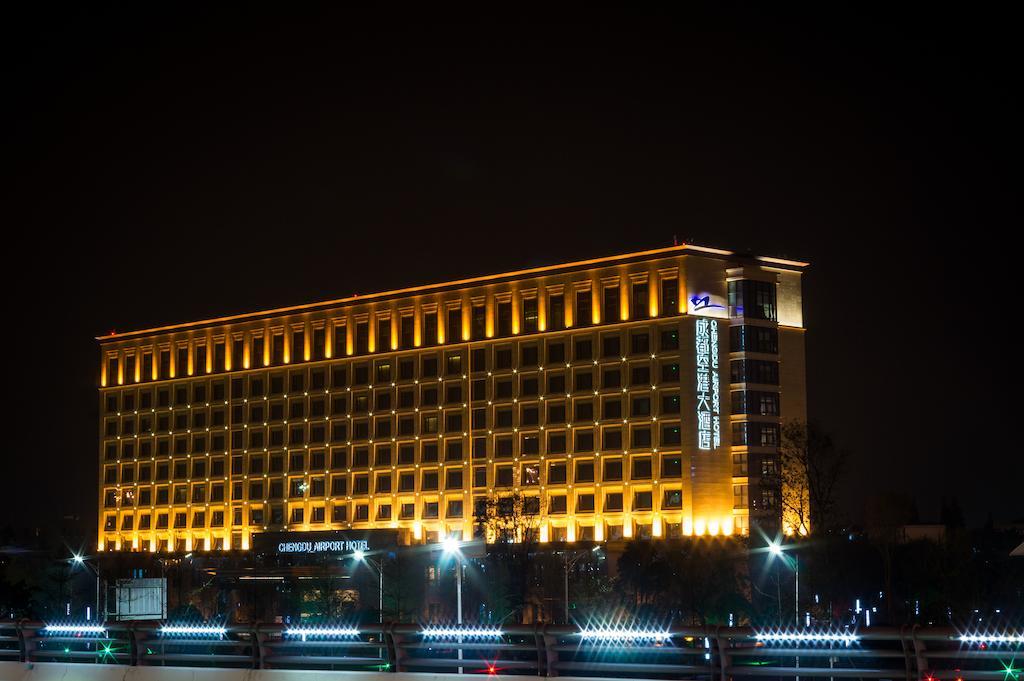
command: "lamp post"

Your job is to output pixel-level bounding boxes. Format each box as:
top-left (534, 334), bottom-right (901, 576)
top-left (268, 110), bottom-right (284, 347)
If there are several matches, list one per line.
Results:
top-left (768, 538), bottom-right (802, 681)
top-left (563, 545), bottom-right (602, 624)
top-left (351, 549), bottom-right (384, 623)
top-left (442, 537), bottom-right (464, 673)
top-left (70, 553), bottom-right (101, 622)
top-left (767, 539), bottom-right (800, 627)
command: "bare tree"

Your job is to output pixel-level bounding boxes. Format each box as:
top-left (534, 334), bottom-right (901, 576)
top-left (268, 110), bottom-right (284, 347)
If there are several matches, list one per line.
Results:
top-left (779, 420), bottom-right (848, 535)
top-left (473, 492), bottom-right (544, 622)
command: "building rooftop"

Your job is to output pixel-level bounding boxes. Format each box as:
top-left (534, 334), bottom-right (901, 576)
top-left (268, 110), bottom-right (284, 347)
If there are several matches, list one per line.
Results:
top-left (98, 243), bottom-right (808, 342)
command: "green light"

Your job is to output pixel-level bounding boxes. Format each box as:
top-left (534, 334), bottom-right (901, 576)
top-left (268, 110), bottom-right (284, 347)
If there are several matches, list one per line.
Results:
top-left (1003, 660), bottom-right (1021, 681)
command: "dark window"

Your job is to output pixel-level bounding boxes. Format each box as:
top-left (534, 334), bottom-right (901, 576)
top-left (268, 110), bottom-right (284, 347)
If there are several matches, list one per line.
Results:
top-left (731, 421), bottom-right (780, 447)
top-left (548, 294), bottom-right (565, 331)
top-left (731, 390), bottom-right (781, 416)
top-left (472, 305), bottom-right (486, 340)
top-left (447, 308), bottom-right (462, 343)
top-left (423, 312), bottom-right (438, 346)
top-left (731, 360), bottom-right (780, 385)
top-left (728, 280), bottom-right (777, 321)
top-left (603, 286), bottom-right (620, 322)
top-left (730, 325), bottom-right (779, 354)
top-left (575, 289), bottom-right (592, 326)
top-left (660, 278), bottom-right (679, 315)
top-left (523, 298), bottom-right (539, 333)
top-left (401, 316), bottom-right (415, 349)
top-left (497, 301), bottom-right (512, 336)
top-left (631, 281), bottom-right (649, 319)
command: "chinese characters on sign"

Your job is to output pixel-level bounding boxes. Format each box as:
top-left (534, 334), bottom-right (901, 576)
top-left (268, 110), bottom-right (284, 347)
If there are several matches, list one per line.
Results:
top-left (695, 318), bottom-right (721, 450)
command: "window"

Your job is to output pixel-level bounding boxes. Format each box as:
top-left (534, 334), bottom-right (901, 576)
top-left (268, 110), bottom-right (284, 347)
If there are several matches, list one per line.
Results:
top-left (447, 308), bottom-right (462, 343)
top-left (631, 281), bottom-right (648, 319)
top-left (497, 300), bottom-right (512, 336)
top-left (730, 325), bottom-right (779, 354)
top-left (601, 334), bottom-right (620, 358)
top-left (423, 311), bottom-right (438, 346)
top-left (604, 492), bottom-right (623, 512)
top-left (523, 297), bottom-right (538, 333)
top-left (575, 289), bottom-right (592, 326)
top-left (401, 315), bottom-right (415, 349)
top-left (731, 421), bottom-right (780, 447)
top-left (471, 305), bottom-right (486, 340)
top-left (549, 495), bottom-right (567, 514)
top-left (633, 490), bottom-right (653, 510)
top-left (575, 460), bottom-right (594, 482)
top-left (548, 294), bottom-right (565, 331)
top-left (630, 332), bottom-right (649, 355)
top-left (663, 489), bottom-right (682, 509)
top-left (577, 493), bottom-right (595, 512)
top-left (603, 286), bottom-right (620, 322)
top-left (731, 390), bottom-right (781, 416)
top-left (730, 359), bottom-right (779, 385)
top-left (660, 278), bottom-right (678, 315)
top-left (603, 458), bottom-right (622, 481)
top-left (733, 484), bottom-right (749, 508)
top-left (728, 279), bottom-right (777, 321)
top-left (661, 455), bottom-right (682, 478)
top-left (631, 457), bottom-right (652, 479)
top-left (548, 462), bottom-right (567, 484)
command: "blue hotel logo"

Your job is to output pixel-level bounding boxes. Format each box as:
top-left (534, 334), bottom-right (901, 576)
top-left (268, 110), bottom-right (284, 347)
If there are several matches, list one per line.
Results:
top-left (690, 294), bottom-right (724, 311)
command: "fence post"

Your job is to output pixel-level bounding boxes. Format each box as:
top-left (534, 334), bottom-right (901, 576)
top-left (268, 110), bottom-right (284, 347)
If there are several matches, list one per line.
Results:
top-left (911, 626), bottom-right (929, 681)
top-left (542, 625), bottom-right (560, 678)
top-left (382, 623), bottom-right (398, 672)
top-left (714, 627), bottom-right (732, 681)
top-left (15, 620), bottom-right (30, 663)
top-left (253, 623), bottom-right (268, 669)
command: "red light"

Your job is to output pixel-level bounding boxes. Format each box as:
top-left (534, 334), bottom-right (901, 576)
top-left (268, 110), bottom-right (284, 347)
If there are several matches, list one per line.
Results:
top-left (488, 665), bottom-right (496, 675)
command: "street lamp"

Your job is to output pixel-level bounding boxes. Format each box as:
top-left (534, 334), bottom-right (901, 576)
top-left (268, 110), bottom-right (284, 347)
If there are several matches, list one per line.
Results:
top-left (563, 545), bottom-right (602, 623)
top-left (349, 550), bottom-right (383, 623)
top-left (767, 539), bottom-right (800, 627)
top-left (442, 537), bottom-right (463, 625)
top-left (69, 552), bottom-right (101, 622)
top-left (442, 537), bottom-right (465, 674)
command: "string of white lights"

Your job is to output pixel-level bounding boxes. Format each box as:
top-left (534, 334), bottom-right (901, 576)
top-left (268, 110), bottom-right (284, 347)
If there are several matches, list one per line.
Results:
top-left (43, 624), bottom-right (108, 635)
top-left (160, 624), bottom-right (227, 636)
top-left (756, 631), bottom-right (859, 646)
top-left (578, 627), bottom-right (671, 642)
top-left (421, 626), bottom-right (503, 638)
top-left (284, 627), bottom-right (361, 640)
top-left (958, 634), bottom-right (1024, 645)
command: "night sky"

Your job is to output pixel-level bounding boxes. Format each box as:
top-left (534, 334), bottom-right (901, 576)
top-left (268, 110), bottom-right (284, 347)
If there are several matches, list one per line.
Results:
top-left (3, 6), bottom-right (1016, 540)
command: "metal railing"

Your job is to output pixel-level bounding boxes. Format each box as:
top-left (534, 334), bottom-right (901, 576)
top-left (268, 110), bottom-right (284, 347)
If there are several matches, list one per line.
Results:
top-left (0, 620), bottom-right (1020, 680)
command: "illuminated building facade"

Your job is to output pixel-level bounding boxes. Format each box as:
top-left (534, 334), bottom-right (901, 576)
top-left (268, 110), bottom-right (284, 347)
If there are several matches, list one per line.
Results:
top-left (96, 244), bottom-right (807, 553)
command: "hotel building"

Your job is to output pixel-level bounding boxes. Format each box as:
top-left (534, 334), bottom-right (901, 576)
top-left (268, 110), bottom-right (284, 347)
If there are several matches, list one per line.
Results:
top-left (96, 244), bottom-right (807, 554)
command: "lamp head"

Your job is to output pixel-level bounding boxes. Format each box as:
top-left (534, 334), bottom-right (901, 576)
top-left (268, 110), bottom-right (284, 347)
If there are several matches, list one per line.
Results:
top-left (442, 536), bottom-right (460, 554)
top-left (352, 549), bottom-right (366, 561)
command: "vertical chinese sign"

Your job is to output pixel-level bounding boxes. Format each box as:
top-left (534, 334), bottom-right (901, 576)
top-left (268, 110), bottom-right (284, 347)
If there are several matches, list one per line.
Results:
top-left (695, 318), bottom-right (721, 451)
